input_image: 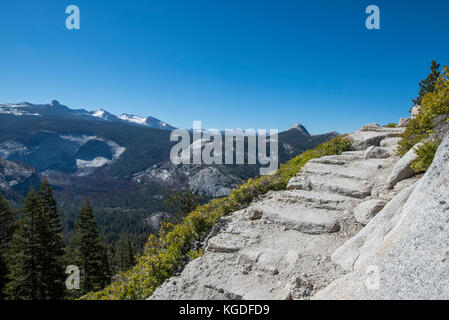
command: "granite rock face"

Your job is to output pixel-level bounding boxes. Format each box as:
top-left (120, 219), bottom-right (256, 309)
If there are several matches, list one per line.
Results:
top-left (133, 164), bottom-right (242, 198)
top-left (363, 146), bottom-right (390, 159)
top-left (315, 133), bottom-right (449, 299)
top-left (247, 208), bottom-right (264, 220)
top-left (380, 137), bottom-right (401, 152)
top-left (188, 167), bottom-right (242, 197)
top-left (0, 158), bottom-right (40, 193)
top-left (386, 143), bottom-right (422, 189)
top-left (353, 199), bottom-right (387, 225)
top-left (410, 105), bottom-right (421, 119)
top-left (398, 118), bottom-right (410, 127)
top-left (144, 212), bottom-right (171, 231)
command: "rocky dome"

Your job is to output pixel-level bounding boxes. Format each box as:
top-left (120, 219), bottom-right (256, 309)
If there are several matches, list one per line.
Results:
top-left (289, 122), bottom-right (310, 136)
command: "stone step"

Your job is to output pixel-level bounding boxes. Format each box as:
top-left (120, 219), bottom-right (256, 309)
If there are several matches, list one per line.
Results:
top-left (261, 204), bottom-right (341, 234)
top-left (351, 158), bottom-right (392, 169)
top-left (380, 137), bottom-right (402, 150)
top-left (207, 234), bottom-right (242, 254)
top-left (360, 126), bottom-right (405, 134)
top-left (240, 247), bottom-right (296, 276)
top-left (275, 189), bottom-right (357, 211)
top-left (348, 130), bottom-right (404, 151)
top-left (341, 151), bottom-right (366, 156)
top-left (308, 157), bottom-right (347, 166)
top-left (287, 174), bottom-right (372, 199)
top-left (308, 154), bottom-right (362, 165)
top-left (202, 273), bottom-right (286, 300)
top-left (301, 162), bottom-right (373, 180)
top-left (302, 158), bottom-right (394, 179)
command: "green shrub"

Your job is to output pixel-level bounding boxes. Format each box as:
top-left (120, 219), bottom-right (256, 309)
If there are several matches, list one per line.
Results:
top-left (83, 135), bottom-right (351, 300)
top-left (397, 115), bottom-right (431, 156)
top-left (188, 248), bottom-right (204, 260)
top-left (398, 66), bottom-right (449, 157)
top-left (410, 139), bottom-right (440, 173)
top-left (384, 123), bottom-right (398, 128)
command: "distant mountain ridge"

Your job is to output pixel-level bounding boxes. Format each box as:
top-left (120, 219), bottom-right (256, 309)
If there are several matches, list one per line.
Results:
top-left (0, 100), bottom-right (175, 131)
top-left (0, 101), bottom-right (340, 247)
top-left (0, 101), bottom-right (340, 198)
top-left (0, 103), bottom-right (339, 200)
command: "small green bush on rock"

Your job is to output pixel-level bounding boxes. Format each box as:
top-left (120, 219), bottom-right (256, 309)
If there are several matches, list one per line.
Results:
top-left (411, 139), bottom-right (440, 173)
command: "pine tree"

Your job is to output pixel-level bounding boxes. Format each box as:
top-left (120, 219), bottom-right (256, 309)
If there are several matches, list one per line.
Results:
top-left (38, 179), bottom-right (67, 299)
top-left (412, 60), bottom-right (441, 106)
top-left (0, 194), bottom-right (15, 300)
top-left (114, 235), bottom-right (135, 273)
top-left (165, 188), bottom-right (203, 222)
top-left (107, 243), bottom-right (116, 275)
top-left (5, 189), bottom-right (46, 300)
top-left (97, 237), bottom-right (112, 288)
top-left (71, 199), bottom-right (110, 295)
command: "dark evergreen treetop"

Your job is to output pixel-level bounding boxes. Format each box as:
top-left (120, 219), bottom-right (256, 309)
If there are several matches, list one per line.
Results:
top-left (71, 199), bottom-right (110, 296)
top-left (412, 60), bottom-right (441, 106)
top-left (5, 189), bottom-right (46, 300)
top-left (4, 181), bottom-right (67, 300)
top-left (0, 194), bottom-right (15, 254)
top-left (165, 188), bottom-right (204, 219)
top-left (38, 178), bottom-right (67, 299)
top-left (0, 194), bottom-right (16, 300)
top-left (114, 234), bottom-right (135, 274)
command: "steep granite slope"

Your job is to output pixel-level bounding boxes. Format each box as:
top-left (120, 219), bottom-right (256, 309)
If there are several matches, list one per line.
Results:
top-left (314, 133), bottom-right (449, 299)
top-left (0, 158), bottom-right (41, 199)
top-left (150, 123), bottom-right (424, 300)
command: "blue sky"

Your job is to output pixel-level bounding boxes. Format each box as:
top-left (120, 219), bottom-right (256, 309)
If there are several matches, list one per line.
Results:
top-left (1, 0), bottom-right (448, 134)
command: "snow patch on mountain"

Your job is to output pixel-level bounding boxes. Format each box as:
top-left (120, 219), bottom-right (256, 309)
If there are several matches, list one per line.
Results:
top-left (0, 106), bottom-right (40, 116)
top-left (90, 109), bottom-right (118, 121)
top-left (119, 114), bottom-right (148, 125)
top-left (76, 157), bottom-right (111, 169)
top-left (91, 109), bottom-right (107, 119)
top-left (92, 109), bottom-right (105, 117)
top-left (60, 134), bottom-right (98, 145)
top-left (0, 101), bottom-right (174, 130)
top-left (0, 103), bottom-right (31, 108)
top-left (107, 140), bottom-right (126, 160)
